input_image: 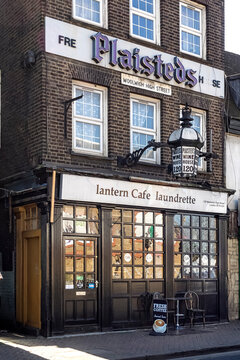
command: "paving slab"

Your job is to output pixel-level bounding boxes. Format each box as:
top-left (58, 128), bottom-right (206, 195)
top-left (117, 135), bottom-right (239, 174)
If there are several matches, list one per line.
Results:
top-left (0, 321), bottom-right (240, 360)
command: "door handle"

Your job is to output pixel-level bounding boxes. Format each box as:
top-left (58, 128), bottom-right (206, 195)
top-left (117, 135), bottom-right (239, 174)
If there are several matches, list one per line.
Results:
top-left (95, 280), bottom-right (99, 288)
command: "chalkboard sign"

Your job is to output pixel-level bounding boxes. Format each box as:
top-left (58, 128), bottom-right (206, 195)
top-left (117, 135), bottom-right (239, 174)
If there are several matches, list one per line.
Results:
top-left (152, 293), bottom-right (168, 334)
top-left (153, 299), bottom-right (167, 323)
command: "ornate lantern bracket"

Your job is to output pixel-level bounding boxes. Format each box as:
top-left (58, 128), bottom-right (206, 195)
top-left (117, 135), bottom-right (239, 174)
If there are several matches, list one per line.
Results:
top-left (117, 104), bottom-right (218, 178)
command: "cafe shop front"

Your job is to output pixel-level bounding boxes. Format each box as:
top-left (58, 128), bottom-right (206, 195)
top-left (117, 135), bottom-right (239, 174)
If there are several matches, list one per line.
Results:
top-left (48, 173), bottom-right (229, 333)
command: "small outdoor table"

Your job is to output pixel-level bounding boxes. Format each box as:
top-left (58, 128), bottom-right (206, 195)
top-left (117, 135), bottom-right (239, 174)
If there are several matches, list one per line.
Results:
top-left (166, 297), bottom-right (187, 328)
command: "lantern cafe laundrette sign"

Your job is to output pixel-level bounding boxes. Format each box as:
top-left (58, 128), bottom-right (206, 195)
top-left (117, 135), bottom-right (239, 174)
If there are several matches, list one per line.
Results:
top-left (60, 175), bottom-right (228, 215)
top-left (45, 17), bottom-right (224, 98)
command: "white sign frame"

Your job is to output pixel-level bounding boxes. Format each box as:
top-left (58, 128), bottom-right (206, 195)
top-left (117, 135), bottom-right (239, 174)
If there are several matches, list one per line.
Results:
top-left (45, 17), bottom-right (224, 98)
top-left (60, 175), bottom-right (228, 214)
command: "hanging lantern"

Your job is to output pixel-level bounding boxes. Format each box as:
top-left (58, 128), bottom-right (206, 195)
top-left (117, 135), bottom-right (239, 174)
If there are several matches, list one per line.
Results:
top-left (168, 104), bottom-right (204, 177)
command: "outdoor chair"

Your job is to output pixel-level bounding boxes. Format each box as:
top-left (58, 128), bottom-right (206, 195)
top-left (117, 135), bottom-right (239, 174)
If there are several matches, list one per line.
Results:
top-left (136, 292), bottom-right (153, 321)
top-left (184, 291), bottom-right (206, 327)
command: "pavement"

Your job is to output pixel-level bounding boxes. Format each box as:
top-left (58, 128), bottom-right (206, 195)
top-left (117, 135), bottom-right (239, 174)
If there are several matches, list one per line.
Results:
top-left (1, 321), bottom-right (240, 360)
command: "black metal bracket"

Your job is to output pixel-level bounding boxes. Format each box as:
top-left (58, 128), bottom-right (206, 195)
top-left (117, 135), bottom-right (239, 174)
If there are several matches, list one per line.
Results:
top-left (63, 94), bottom-right (83, 138)
top-left (117, 139), bottom-right (171, 167)
top-left (199, 151), bottom-right (219, 161)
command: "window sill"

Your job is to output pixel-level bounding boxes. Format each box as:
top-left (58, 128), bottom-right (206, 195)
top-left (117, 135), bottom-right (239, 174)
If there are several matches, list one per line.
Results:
top-left (70, 16), bottom-right (109, 33)
top-left (70, 150), bottom-right (114, 161)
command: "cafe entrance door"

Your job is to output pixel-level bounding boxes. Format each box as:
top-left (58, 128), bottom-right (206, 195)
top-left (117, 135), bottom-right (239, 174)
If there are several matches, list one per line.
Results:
top-left (64, 236), bottom-right (99, 325)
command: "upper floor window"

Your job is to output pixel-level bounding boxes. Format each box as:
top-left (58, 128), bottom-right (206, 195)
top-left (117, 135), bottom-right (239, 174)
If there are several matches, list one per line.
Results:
top-left (72, 82), bottom-right (108, 157)
top-left (130, 0), bottom-right (160, 44)
top-left (73, 0), bottom-right (107, 27)
top-left (180, 0), bottom-right (206, 58)
top-left (189, 107), bottom-right (207, 172)
top-left (131, 95), bottom-right (160, 164)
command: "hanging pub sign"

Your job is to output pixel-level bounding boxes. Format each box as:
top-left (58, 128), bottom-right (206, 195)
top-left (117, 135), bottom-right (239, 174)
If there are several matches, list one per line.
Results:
top-left (152, 297), bottom-right (168, 334)
top-left (172, 146), bottom-right (200, 177)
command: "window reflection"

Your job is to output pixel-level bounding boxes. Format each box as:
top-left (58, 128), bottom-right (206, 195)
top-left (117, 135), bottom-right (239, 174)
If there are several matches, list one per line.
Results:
top-left (174, 214), bottom-right (218, 280)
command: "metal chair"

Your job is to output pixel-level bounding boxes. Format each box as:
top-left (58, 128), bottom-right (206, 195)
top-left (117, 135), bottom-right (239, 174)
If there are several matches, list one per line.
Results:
top-left (184, 291), bottom-right (206, 327)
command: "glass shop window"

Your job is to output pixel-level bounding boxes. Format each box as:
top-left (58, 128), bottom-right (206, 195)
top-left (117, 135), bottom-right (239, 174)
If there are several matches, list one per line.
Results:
top-left (174, 214), bottom-right (218, 280)
top-left (25, 205), bottom-right (40, 231)
top-left (112, 208), bottom-right (164, 280)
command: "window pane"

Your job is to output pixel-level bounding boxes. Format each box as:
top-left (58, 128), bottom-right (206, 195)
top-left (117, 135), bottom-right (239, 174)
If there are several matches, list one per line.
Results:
top-left (155, 226), bottom-right (163, 238)
top-left (65, 257), bottom-right (74, 272)
top-left (123, 210), bottom-right (132, 223)
top-left (134, 267), bottom-right (143, 279)
top-left (76, 221), bottom-right (86, 233)
top-left (145, 267), bottom-right (153, 278)
top-left (112, 267), bottom-right (121, 279)
top-left (155, 267), bottom-right (163, 279)
top-left (155, 213), bottom-right (163, 224)
top-left (65, 240), bottom-right (74, 255)
top-left (123, 267), bottom-right (132, 279)
top-left (174, 241), bottom-right (181, 252)
top-left (76, 122), bottom-right (100, 151)
top-left (88, 208), bottom-right (98, 220)
top-left (134, 238), bottom-right (143, 251)
top-left (63, 206), bottom-right (73, 218)
top-left (123, 238), bottom-right (132, 251)
top-left (88, 222), bottom-right (99, 234)
top-left (75, 0), bottom-right (101, 24)
top-left (182, 241), bottom-right (190, 252)
top-left (65, 274), bottom-right (74, 289)
top-left (112, 238), bottom-right (121, 251)
top-left (124, 225), bottom-right (132, 237)
top-left (134, 253), bottom-right (143, 265)
top-left (76, 257), bottom-right (84, 272)
top-left (76, 274), bottom-right (84, 289)
top-left (63, 220), bottom-right (74, 233)
top-left (112, 253), bottom-right (121, 265)
top-left (86, 258), bottom-right (94, 272)
top-left (86, 240), bottom-right (94, 255)
top-left (182, 215), bottom-right (190, 226)
top-left (134, 211), bottom-right (143, 223)
top-left (155, 254), bottom-right (163, 265)
top-left (76, 206), bottom-right (86, 219)
top-left (145, 211), bottom-right (153, 223)
top-left (192, 215), bottom-right (199, 227)
top-left (112, 210), bottom-right (121, 223)
top-left (123, 252), bottom-right (132, 265)
top-left (76, 240), bottom-right (84, 255)
top-left (174, 214), bottom-right (181, 226)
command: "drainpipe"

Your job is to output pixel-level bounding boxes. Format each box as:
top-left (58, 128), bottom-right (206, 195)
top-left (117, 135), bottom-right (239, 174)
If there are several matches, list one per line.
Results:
top-left (50, 170), bottom-right (56, 224)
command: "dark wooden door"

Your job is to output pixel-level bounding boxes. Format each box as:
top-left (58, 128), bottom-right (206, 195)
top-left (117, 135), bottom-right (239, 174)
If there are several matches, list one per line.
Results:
top-left (64, 236), bottom-right (99, 324)
top-left (111, 208), bottom-right (165, 328)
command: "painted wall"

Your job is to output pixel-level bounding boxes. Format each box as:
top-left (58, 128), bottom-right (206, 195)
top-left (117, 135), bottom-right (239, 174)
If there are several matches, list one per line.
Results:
top-left (226, 133), bottom-right (240, 212)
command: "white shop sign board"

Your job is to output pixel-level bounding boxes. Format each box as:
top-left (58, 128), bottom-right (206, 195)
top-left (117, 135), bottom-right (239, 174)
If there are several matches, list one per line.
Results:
top-left (60, 175), bottom-right (228, 214)
top-left (45, 17), bottom-right (224, 98)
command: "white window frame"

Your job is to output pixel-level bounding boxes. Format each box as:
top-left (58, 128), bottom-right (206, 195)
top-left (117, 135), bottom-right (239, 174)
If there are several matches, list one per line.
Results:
top-left (72, 81), bottom-right (108, 157)
top-left (179, 0), bottom-right (206, 59)
top-left (130, 94), bottom-right (160, 164)
top-left (180, 106), bottom-right (207, 172)
top-left (130, 0), bottom-right (160, 45)
top-left (72, 0), bottom-right (108, 28)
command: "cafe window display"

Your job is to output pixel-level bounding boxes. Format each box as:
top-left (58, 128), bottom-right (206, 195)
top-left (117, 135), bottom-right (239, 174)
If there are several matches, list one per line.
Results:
top-left (112, 209), bottom-right (164, 280)
top-left (174, 214), bottom-right (217, 280)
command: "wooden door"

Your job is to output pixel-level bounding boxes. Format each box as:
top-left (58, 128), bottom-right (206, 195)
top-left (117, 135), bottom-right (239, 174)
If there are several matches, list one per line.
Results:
top-left (64, 236), bottom-right (99, 324)
top-left (23, 230), bottom-right (41, 329)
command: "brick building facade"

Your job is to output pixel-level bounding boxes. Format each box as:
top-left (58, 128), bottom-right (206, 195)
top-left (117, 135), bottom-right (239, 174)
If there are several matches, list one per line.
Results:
top-left (0, 0), bottom-right (232, 336)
